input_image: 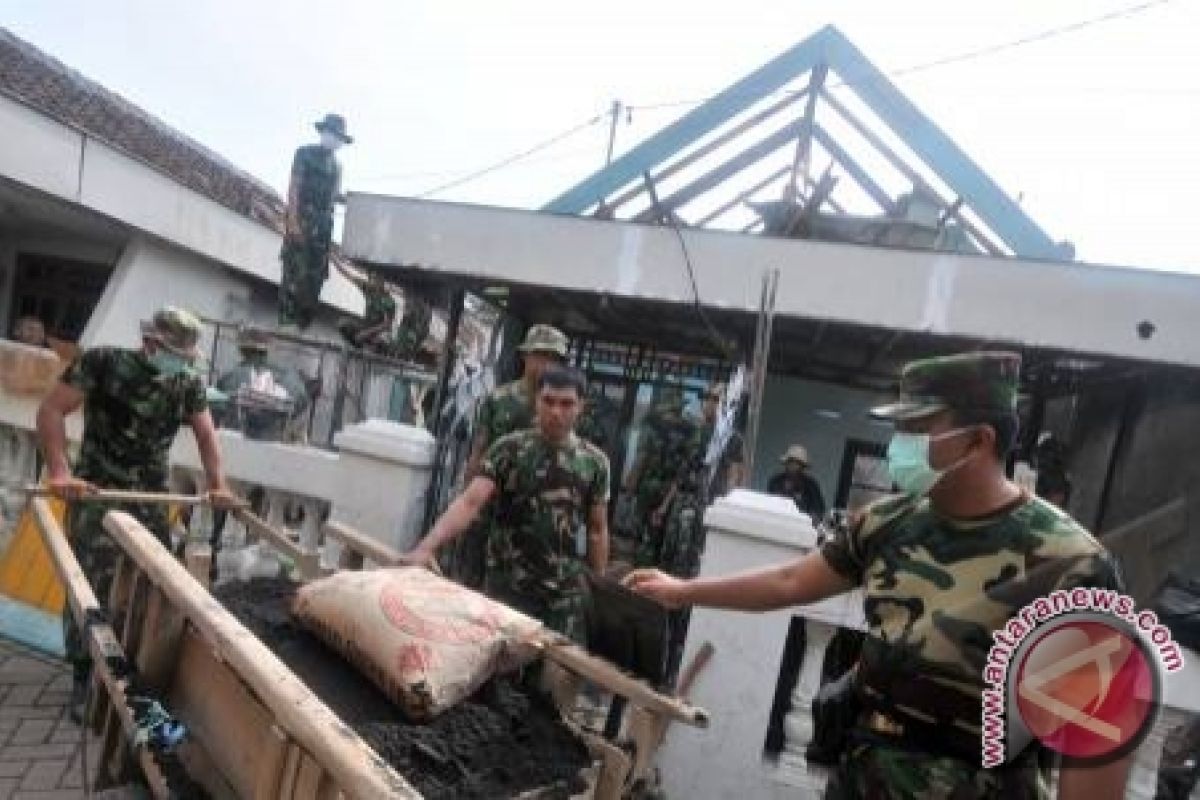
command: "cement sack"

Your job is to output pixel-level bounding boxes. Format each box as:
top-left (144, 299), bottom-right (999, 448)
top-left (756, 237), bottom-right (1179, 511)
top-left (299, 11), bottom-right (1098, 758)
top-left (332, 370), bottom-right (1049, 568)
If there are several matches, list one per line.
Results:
top-left (293, 567), bottom-right (544, 719)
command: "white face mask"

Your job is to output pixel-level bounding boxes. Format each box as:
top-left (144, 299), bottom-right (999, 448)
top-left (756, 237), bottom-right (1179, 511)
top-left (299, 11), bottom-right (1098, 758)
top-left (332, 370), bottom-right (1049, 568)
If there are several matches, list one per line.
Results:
top-left (319, 131), bottom-right (345, 151)
top-left (886, 427), bottom-right (975, 497)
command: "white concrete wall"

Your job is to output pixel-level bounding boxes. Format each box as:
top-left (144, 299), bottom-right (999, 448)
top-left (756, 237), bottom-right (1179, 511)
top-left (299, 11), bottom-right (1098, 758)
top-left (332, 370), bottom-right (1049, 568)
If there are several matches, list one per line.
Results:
top-left (81, 236), bottom-right (250, 349)
top-left (658, 491), bottom-right (861, 800)
top-left (0, 94), bottom-right (362, 316)
top-left (752, 375), bottom-right (892, 502)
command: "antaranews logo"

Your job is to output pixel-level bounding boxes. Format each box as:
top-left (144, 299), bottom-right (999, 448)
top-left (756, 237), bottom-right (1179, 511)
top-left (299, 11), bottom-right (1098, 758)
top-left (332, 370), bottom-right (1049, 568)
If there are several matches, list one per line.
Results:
top-left (980, 588), bottom-right (1184, 767)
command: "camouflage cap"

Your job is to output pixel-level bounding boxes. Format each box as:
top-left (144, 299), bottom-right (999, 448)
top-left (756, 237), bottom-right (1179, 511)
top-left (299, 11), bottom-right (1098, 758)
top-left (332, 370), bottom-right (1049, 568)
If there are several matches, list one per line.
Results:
top-left (140, 306), bottom-right (202, 359)
top-left (237, 326), bottom-right (271, 352)
top-left (870, 351), bottom-right (1021, 421)
top-left (516, 324), bottom-right (569, 358)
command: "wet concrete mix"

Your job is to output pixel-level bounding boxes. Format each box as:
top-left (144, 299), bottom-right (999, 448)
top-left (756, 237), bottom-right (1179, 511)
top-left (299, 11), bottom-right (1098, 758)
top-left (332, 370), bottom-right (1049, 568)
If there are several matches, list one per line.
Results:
top-left (214, 578), bottom-right (592, 799)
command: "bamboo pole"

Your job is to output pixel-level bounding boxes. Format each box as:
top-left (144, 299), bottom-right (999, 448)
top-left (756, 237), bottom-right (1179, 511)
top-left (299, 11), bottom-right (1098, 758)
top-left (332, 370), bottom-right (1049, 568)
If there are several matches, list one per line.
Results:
top-left (233, 509), bottom-right (321, 578)
top-left (25, 486), bottom-right (230, 507)
top-left (29, 499), bottom-right (172, 799)
top-left (101, 510), bottom-right (419, 800)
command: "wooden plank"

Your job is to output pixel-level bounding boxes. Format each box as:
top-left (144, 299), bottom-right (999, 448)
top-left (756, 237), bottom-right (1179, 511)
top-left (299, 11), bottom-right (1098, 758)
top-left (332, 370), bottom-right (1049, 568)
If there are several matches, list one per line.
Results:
top-left (104, 511), bottom-right (417, 799)
top-left (28, 498), bottom-right (174, 800)
top-left (253, 725), bottom-right (290, 800)
top-left (279, 744), bottom-right (302, 800)
top-left (537, 638), bottom-right (709, 728)
top-left (295, 753), bottom-right (323, 800)
top-left (136, 587), bottom-right (185, 693)
top-left (322, 522), bottom-right (402, 568)
top-left (172, 631), bottom-right (281, 799)
top-left (120, 569), bottom-right (147, 659)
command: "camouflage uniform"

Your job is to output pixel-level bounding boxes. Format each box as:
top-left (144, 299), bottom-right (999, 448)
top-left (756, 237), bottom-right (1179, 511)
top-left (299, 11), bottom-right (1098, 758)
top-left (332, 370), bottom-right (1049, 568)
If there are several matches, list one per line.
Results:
top-left (62, 337), bottom-right (207, 682)
top-left (819, 352), bottom-right (1124, 799)
top-left (632, 398), bottom-right (700, 568)
top-left (280, 143), bottom-right (341, 329)
top-left (458, 325), bottom-right (569, 586)
top-left (480, 430), bottom-right (610, 643)
top-left (388, 291), bottom-right (434, 361)
top-left (575, 384), bottom-right (621, 464)
top-left (337, 280), bottom-right (396, 347)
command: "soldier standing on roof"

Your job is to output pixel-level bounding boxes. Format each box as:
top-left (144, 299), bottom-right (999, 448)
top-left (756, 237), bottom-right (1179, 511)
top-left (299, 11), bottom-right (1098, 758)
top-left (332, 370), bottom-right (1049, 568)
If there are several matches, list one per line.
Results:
top-left (35, 306), bottom-right (239, 719)
top-left (279, 113), bottom-right (351, 331)
top-left (626, 352), bottom-right (1131, 800)
top-left (404, 367), bottom-right (610, 643)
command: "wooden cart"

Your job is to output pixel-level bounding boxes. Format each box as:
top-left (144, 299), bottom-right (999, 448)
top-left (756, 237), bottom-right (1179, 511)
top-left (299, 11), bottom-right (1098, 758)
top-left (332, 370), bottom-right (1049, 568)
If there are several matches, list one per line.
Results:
top-left (30, 499), bottom-right (707, 798)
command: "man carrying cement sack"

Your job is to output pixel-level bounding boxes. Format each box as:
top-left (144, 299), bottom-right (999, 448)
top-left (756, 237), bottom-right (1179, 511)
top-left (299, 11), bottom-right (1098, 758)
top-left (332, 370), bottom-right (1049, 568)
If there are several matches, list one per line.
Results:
top-left (626, 352), bottom-right (1131, 800)
top-left (404, 366), bottom-right (610, 643)
top-left (36, 305), bottom-right (239, 718)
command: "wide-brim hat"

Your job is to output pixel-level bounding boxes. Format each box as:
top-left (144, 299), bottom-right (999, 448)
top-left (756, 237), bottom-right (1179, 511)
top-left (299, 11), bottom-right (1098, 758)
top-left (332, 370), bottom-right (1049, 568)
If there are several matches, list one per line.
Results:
top-left (780, 445), bottom-right (809, 465)
top-left (140, 306), bottom-right (202, 360)
top-left (870, 351), bottom-right (1021, 421)
top-left (315, 113), bottom-right (353, 144)
top-left (516, 324), bottom-right (569, 358)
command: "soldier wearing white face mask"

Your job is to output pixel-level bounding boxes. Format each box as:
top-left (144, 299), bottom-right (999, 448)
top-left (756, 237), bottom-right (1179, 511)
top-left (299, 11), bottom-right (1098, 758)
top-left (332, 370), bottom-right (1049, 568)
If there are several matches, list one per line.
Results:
top-left (624, 351), bottom-right (1127, 800)
top-left (279, 113), bottom-right (352, 331)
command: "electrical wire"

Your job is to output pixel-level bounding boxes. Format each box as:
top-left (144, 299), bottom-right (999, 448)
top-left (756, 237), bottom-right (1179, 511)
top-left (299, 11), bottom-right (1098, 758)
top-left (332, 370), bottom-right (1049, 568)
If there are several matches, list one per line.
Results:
top-left (627, 0), bottom-right (1171, 113)
top-left (414, 113), bottom-right (605, 198)
top-left (644, 173), bottom-right (736, 360)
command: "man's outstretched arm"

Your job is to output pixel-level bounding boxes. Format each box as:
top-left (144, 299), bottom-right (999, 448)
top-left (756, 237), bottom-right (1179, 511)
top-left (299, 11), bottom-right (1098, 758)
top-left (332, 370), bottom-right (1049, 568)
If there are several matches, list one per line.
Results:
top-left (402, 476), bottom-right (496, 567)
top-left (624, 550), bottom-right (854, 611)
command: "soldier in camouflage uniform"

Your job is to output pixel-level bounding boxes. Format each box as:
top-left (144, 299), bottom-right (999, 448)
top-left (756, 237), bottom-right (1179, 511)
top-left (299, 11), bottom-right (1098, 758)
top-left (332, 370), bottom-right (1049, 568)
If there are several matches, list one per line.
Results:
top-left (453, 325), bottom-right (569, 587)
top-left (625, 385), bottom-right (701, 568)
top-left (37, 306), bottom-right (237, 716)
top-left (658, 383), bottom-right (744, 579)
top-left (405, 367), bottom-right (610, 643)
top-left (279, 113), bottom-right (351, 330)
top-left (334, 261), bottom-right (396, 349)
top-left (626, 352), bottom-right (1129, 799)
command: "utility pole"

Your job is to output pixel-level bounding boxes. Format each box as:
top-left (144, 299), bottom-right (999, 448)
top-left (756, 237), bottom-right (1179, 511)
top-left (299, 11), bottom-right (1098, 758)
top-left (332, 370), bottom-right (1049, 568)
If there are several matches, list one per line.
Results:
top-left (604, 99), bottom-right (623, 167)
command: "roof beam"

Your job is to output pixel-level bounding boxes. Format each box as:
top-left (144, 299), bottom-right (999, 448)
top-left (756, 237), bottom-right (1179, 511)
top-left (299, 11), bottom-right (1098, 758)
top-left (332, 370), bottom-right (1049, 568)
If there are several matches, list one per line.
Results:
top-left (820, 88), bottom-right (1003, 256)
top-left (543, 28), bottom-right (831, 214)
top-left (821, 28), bottom-right (1063, 258)
top-left (632, 118), bottom-right (804, 223)
top-left (811, 125), bottom-right (895, 212)
top-left (604, 89), bottom-right (808, 215)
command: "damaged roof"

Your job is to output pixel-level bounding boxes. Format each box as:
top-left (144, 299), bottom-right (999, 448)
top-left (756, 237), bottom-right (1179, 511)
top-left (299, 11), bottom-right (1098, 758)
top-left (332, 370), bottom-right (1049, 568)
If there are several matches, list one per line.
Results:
top-left (0, 27), bottom-right (285, 233)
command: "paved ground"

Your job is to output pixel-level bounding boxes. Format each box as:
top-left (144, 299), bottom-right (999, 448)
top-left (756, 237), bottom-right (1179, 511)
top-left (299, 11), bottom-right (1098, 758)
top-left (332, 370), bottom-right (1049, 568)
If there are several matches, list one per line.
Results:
top-left (0, 637), bottom-right (96, 799)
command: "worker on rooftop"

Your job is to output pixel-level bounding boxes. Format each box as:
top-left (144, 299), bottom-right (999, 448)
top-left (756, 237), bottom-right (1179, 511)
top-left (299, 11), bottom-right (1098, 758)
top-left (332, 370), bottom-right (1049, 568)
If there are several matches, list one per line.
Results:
top-left (404, 366), bottom-right (610, 643)
top-left (279, 113), bottom-right (350, 332)
top-left (626, 351), bottom-right (1130, 800)
top-left (36, 305), bottom-right (239, 719)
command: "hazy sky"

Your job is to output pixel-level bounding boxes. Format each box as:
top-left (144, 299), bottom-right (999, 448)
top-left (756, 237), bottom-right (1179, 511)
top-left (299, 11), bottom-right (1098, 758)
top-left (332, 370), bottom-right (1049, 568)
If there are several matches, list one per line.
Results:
top-left (4, 0), bottom-right (1197, 271)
